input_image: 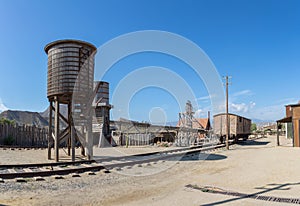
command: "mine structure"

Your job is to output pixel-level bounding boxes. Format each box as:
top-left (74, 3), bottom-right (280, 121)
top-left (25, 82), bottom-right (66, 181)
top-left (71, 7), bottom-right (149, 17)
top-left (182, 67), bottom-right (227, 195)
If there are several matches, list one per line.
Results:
top-left (177, 101), bottom-right (210, 146)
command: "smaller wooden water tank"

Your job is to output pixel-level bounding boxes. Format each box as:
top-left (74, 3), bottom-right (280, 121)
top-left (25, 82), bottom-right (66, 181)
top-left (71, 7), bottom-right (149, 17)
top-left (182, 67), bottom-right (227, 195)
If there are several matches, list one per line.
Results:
top-left (94, 81), bottom-right (109, 106)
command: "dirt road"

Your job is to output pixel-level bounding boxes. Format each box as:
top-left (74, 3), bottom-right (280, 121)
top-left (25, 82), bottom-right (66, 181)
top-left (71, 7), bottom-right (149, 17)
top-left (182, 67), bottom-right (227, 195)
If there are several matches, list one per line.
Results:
top-left (1, 135), bottom-right (299, 206)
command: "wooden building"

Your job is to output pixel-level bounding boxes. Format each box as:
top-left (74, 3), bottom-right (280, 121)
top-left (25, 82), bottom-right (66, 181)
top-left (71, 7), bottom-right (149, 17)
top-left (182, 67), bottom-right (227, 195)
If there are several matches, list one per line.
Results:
top-left (176, 117), bottom-right (211, 142)
top-left (213, 113), bottom-right (251, 141)
top-left (107, 118), bottom-right (178, 146)
top-left (277, 103), bottom-right (300, 147)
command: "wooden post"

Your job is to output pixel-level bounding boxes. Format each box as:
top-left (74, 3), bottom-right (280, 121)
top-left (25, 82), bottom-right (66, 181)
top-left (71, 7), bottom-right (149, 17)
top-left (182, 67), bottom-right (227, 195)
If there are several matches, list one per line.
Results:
top-left (67, 103), bottom-right (71, 157)
top-left (277, 121), bottom-right (280, 146)
top-left (54, 99), bottom-right (60, 162)
top-left (71, 124), bottom-right (76, 161)
top-left (48, 101), bottom-right (52, 160)
top-left (86, 116), bottom-right (93, 160)
top-left (67, 137), bottom-right (71, 156)
top-left (225, 76), bottom-right (230, 150)
top-left (69, 102), bottom-right (76, 162)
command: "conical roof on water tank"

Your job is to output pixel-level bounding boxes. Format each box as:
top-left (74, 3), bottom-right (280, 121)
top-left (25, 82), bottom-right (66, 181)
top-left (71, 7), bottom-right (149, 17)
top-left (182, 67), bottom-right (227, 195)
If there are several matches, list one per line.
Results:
top-left (45, 39), bottom-right (97, 103)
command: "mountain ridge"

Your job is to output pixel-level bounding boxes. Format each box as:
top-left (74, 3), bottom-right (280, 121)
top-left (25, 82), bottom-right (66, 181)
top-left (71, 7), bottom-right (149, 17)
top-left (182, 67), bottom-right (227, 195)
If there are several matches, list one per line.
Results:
top-left (0, 110), bottom-right (49, 127)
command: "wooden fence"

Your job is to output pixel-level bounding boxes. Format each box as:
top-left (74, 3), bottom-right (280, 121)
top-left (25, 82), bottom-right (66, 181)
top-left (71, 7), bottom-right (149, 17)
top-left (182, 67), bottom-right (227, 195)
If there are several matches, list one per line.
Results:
top-left (0, 123), bottom-right (48, 147)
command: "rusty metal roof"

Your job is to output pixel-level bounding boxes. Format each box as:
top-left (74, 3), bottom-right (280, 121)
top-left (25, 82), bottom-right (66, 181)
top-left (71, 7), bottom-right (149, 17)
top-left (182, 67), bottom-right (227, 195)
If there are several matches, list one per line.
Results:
top-left (177, 118), bottom-right (210, 130)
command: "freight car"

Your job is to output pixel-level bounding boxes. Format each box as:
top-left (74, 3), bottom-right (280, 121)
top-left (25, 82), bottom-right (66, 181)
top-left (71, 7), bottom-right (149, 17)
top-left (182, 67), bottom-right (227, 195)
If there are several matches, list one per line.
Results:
top-left (213, 113), bottom-right (251, 142)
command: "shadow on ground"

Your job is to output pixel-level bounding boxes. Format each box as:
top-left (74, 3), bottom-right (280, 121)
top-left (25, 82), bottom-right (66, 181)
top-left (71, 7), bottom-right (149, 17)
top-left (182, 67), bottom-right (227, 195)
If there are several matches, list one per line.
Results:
top-left (180, 153), bottom-right (227, 161)
top-left (237, 139), bottom-right (270, 146)
top-left (192, 181), bottom-right (300, 206)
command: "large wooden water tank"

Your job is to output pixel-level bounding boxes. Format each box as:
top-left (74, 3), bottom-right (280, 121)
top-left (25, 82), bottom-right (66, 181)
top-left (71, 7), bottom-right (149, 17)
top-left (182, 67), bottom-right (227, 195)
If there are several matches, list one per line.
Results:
top-left (45, 39), bottom-right (97, 103)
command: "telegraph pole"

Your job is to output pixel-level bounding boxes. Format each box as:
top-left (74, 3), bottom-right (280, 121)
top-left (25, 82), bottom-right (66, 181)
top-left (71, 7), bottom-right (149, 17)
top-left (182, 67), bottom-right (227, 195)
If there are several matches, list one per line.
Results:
top-left (224, 76), bottom-right (231, 150)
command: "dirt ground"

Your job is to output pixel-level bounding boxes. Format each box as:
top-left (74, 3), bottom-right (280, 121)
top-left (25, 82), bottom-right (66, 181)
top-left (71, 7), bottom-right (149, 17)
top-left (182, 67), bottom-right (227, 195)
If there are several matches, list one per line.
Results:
top-left (0, 145), bottom-right (179, 164)
top-left (1, 135), bottom-right (300, 206)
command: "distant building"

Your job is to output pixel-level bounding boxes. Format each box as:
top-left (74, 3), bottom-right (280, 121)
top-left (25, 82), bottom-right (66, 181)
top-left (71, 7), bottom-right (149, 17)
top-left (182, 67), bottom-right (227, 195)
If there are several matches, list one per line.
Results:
top-left (277, 103), bottom-right (300, 147)
top-left (261, 124), bottom-right (277, 132)
top-left (177, 118), bottom-right (211, 130)
top-left (109, 118), bottom-right (179, 146)
top-left (176, 117), bottom-right (211, 140)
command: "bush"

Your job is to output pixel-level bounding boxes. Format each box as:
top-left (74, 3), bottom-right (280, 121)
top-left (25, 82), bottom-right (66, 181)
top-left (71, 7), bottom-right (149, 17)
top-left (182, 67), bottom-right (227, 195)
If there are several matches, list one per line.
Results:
top-left (0, 118), bottom-right (15, 125)
top-left (3, 135), bottom-right (14, 145)
top-left (251, 123), bottom-right (257, 132)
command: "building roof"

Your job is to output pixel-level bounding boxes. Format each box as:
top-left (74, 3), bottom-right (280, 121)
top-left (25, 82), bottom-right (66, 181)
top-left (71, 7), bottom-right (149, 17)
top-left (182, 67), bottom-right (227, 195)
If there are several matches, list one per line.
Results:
top-left (213, 113), bottom-right (251, 121)
top-left (194, 118), bottom-right (210, 130)
top-left (277, 116), bottom-right (292, 123)
top-left (177, 118), bottom-right (211, 130)
top-left (287, 103), bottom-right (300, 107)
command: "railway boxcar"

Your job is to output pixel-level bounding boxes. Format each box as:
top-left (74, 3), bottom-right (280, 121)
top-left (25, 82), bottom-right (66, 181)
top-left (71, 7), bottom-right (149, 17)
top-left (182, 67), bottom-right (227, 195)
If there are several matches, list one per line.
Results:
top-left (213, 113), bottom-right (251, 141)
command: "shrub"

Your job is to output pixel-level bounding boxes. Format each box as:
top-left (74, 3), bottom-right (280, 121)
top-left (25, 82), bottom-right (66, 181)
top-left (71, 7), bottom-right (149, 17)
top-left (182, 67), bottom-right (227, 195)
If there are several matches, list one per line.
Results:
top-left (0, 118), bottom-right (15, 125)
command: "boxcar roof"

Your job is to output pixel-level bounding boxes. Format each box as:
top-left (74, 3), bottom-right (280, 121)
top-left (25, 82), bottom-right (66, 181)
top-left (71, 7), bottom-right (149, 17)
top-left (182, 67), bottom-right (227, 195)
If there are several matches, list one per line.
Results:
top-left (213, 113), bottom-right (251, 121)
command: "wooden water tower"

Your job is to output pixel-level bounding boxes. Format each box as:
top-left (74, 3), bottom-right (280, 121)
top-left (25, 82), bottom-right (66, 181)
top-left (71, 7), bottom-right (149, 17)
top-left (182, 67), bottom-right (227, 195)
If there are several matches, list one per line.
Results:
top-left (45, 39), bottom-right (97, 162)
top-left (93, 81), bottom-right (112, 147)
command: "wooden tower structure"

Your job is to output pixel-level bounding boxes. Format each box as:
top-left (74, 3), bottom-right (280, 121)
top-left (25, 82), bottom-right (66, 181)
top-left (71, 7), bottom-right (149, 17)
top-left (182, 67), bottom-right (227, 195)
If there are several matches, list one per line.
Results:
top-left (178, 100), bottom-right (196, 146)
top-left (93, 81), bottom-right (112, 147)
top-left (45, 39), bottom-right (97, 162)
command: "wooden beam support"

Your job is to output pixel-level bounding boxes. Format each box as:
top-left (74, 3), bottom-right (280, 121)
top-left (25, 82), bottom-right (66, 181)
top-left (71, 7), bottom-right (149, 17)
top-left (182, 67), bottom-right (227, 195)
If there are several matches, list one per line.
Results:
top-left (86, 117), bottom-right (93, 160)
top-left (50, 104), bottom-right (69, 125)
top-left (69, 102), bottom-right (76, 162)
top-left (48, 101), bottom-right (53, 160)
top-left (277, 122), bottom-right (280, 146)
top-left (54, 99), bottom-right (60, 162)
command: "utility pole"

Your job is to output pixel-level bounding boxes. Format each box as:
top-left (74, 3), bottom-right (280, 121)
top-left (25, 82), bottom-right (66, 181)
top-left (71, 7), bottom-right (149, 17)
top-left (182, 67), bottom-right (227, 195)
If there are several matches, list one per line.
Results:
top-left (224, 76), bottom-right (231, 150)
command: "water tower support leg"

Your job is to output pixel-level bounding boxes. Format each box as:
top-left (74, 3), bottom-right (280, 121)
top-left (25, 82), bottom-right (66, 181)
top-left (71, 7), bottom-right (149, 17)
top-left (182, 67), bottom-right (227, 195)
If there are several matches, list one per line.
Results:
top-left (54, 99), bottom-right (60, 162)
top-left (67, 138), bottom-right (71, 156)
top-left (70, 102), bottom-right (75, 162)
top-left (48, 101), bottom-right (53, 160)
top-left (86, 117), bottom-right (93, 160)
top-left (71, 125), bottom-right (75, 161)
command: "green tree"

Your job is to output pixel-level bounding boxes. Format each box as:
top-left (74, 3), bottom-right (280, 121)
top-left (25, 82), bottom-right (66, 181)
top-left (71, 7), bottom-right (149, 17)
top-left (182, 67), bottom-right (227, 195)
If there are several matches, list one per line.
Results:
top-left (0, 118), bottom-right (15, 125)
top-left (251, 123), bottom-right (257, 132)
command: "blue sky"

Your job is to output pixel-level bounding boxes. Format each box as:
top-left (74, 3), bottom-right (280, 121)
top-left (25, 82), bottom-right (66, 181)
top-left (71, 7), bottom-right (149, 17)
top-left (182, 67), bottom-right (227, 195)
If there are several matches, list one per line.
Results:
top-left (0, 0), bottom-right (299, 122)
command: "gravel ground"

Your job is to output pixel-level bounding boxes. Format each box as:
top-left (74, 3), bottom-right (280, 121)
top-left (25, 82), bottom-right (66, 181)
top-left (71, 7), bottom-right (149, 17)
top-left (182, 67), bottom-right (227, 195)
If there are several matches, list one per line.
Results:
top-left (1, 135), bottom-right (300, 206)
top-left (0, 145), bottom-right (183, 164)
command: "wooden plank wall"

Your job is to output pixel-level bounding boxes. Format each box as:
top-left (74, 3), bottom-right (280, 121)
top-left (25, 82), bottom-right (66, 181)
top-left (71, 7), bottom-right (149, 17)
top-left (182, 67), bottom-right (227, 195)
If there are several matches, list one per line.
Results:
top-left (292, 107), bottom-right (300, 147)
top-left (292, 120), bottom-right (299, 147)
top-left (0, 123), bottom-right (48, 147)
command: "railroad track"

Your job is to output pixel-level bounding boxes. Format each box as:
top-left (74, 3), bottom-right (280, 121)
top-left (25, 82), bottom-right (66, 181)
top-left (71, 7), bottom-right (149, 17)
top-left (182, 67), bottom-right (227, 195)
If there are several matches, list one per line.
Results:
top-left (0, 146), bottom-right (47, 150)
top-left (0, 143), bottom-right (225, 181)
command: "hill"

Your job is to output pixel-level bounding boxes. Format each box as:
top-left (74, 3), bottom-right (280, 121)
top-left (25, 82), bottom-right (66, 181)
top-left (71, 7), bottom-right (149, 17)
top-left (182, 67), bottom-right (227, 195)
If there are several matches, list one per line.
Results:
top-left (0, 110), bottom-right (48, 127)
top-left (40, 105), bottom-right (68, 119)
